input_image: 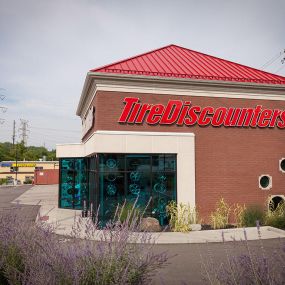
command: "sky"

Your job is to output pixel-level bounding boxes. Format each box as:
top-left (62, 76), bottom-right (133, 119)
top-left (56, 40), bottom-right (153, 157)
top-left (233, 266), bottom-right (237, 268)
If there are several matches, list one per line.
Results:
top-left (0, 0), bottom-right (285, 150)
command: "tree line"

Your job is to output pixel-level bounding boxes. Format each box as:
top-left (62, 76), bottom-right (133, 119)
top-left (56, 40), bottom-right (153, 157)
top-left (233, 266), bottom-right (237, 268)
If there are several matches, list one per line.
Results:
top-left (0, 141), bottom-right (56, 162)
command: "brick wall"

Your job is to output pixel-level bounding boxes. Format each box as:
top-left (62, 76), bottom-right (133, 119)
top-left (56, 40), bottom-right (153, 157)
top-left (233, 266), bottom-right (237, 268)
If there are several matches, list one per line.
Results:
top-left (85, 90), bottom-right (285, 221)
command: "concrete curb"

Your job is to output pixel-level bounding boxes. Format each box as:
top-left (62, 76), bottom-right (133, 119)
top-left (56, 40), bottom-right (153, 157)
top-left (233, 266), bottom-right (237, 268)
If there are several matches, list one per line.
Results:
top-left (267, 226), bottom-right (285, 235)
top-left (42, 216), bottom-right (285, 244)
top-left (12, 184), bottom-right (285, 244)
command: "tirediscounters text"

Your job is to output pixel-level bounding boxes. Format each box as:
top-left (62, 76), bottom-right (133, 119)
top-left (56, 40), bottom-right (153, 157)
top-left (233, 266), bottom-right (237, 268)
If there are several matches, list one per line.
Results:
top-left (118, 97), bottom-right (285, 128)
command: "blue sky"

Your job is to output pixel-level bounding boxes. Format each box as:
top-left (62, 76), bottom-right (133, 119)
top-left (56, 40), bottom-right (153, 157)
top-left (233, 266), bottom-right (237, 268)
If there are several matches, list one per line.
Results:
top-left (0, 0), bottom-right (284, 149)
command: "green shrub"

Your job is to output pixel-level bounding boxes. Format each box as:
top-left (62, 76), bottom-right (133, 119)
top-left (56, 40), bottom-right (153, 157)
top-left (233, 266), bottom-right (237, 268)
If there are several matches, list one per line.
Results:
top-left (166, 201), bottom-right (198, 232)
top-left (265, 201), bottom-right (285, 229)
top-left (210, 198), bottom-right (231, 229)
top-left (23, 179), bottom-right (33, 184)
top-left (266, 215), bottom-right (285, 229)
top-left (241, 205), bottom-right (265, 227)
top-left (0, 178), bottom-right (7, 185)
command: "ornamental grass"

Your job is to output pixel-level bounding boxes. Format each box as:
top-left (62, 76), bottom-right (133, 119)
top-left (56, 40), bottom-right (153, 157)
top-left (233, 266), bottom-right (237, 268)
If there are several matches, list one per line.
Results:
top-left (209, 198), bottom-right (231, 230)
top-left (265, 199), bottom-right (285, 230)
top-left (166, 201), bottom-right (199, 233)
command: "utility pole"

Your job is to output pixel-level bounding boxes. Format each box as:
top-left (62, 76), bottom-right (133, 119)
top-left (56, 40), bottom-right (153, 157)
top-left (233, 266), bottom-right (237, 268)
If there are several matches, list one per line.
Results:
top-left (19, 119), bottom-right (29, 146)
top-left (12, 120), bottom-right (16, 146)
top-left (12, 120), bottom-right (18, 185)
top-left (14, 142), bottom-right (18, 185)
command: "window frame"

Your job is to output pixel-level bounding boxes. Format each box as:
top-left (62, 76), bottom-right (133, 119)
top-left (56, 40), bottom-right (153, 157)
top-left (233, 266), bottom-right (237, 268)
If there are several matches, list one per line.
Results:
top-left (258, 174), bottom-right (272, 190)
top-left (279, 158), bottom-right (285, 173)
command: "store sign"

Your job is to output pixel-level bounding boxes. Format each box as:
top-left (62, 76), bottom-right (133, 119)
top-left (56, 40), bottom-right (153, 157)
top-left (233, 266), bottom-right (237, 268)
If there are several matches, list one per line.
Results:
top-left (118, 97), bottom-right (285, 128)
top-left (82, 107), bottom-right (94, 136)
top-left (0, 162), bottom-right (12, 167)
top-left (12, 163), bottom-right (36, 167)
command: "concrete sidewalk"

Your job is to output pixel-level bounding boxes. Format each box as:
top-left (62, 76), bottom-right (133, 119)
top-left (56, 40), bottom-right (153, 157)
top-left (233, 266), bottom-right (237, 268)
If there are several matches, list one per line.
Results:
top-left (13, 184), bottom-right (285, 243)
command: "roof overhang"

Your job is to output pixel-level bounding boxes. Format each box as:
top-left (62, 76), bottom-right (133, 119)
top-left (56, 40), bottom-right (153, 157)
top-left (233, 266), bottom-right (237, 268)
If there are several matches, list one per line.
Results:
top-left (76, 72), bottom-right (285, 117)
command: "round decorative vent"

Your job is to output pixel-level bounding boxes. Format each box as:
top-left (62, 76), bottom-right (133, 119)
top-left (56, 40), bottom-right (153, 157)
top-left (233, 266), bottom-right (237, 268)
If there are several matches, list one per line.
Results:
top-left (259, 175), bottom-right (272, 190)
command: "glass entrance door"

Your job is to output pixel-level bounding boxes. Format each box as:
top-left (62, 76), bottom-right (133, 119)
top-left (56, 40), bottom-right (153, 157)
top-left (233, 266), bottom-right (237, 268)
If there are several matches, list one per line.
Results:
top-left (97, 154), bottom-right (176, 225)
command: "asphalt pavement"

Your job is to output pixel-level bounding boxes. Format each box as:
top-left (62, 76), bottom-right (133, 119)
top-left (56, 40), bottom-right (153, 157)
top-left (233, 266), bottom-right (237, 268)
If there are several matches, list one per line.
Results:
top-left (152, 238), bottom-right (284, 284)
top-left (0, 185), bottom-right (40, 222)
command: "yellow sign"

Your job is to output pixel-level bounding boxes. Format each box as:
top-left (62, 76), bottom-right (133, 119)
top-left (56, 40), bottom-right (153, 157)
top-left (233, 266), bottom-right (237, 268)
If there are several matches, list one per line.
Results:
top-left (12, 163), bottom-right (36, 167)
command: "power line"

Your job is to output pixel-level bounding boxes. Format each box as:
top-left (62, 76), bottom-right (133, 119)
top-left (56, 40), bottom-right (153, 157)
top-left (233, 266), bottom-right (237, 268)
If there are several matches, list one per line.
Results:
top-left (29, 131), bottom-right (77, 140)
top-left (0, 88), bottom-right (5, 101)
top-left (275, 64), bottom-right (285, 74)
top-left (0, 121), bottom-right (79, 134)
top-left (30, 126), bottom-right (78, 133)
top-left (0, 106), bottom-right (7, 113)
top-left (0, 89), bottom-right (7, 124)
top-left (260, 49), bottom-right (285, 69)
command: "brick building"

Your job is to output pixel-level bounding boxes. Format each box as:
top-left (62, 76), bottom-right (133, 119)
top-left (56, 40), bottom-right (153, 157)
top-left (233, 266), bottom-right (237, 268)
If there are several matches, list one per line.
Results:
top-left (56, 45), bottom-right (285, 224)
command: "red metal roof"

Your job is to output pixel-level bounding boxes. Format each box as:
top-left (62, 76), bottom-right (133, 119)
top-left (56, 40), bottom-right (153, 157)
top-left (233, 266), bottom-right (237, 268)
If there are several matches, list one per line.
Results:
top-left (91, 44), bottom-right (285, 85)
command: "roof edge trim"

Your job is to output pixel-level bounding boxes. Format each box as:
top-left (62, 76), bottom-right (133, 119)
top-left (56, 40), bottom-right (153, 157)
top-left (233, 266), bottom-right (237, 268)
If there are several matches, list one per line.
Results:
top-left (76, 72), bottom-right (285, 117)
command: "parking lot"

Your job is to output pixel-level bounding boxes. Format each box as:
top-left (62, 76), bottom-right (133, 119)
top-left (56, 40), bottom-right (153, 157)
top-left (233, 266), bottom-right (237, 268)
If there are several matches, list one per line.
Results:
top-left (0, 185), bottom-right (40, 222)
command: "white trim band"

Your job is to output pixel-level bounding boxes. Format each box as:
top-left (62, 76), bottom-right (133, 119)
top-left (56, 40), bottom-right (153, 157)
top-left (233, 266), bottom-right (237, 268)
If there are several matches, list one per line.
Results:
top-left (56, 131), bottom-right (196, 208)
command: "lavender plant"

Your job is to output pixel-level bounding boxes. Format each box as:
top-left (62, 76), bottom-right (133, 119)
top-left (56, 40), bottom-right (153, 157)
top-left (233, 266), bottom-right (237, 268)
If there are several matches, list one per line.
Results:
top-left (0, 204), bottom-right (169, 285)
top-left (201, 222), bottom-right (285, 285)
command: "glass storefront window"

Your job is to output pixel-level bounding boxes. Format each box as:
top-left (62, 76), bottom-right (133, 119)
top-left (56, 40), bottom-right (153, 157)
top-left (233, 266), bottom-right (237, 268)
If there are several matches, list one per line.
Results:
top-left (59, 154), bottom-right (177, 225)
top-left (99, 154), bottom-right (125, 172)
top-left (152, 154), bottom-right (176, 172)
top-left (126, 155), bottom-right (151, 172)
top-left (99, 172), bottom-right (125, 221)
top-left (59, 158), bottom-right (88, 209)
top-left (151, 172), bottom-right (176, 225)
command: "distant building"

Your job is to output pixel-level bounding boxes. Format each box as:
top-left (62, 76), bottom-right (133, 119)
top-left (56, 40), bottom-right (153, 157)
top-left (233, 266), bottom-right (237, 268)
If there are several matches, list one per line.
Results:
top-left (0, 161), bottom-right (59, 184)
